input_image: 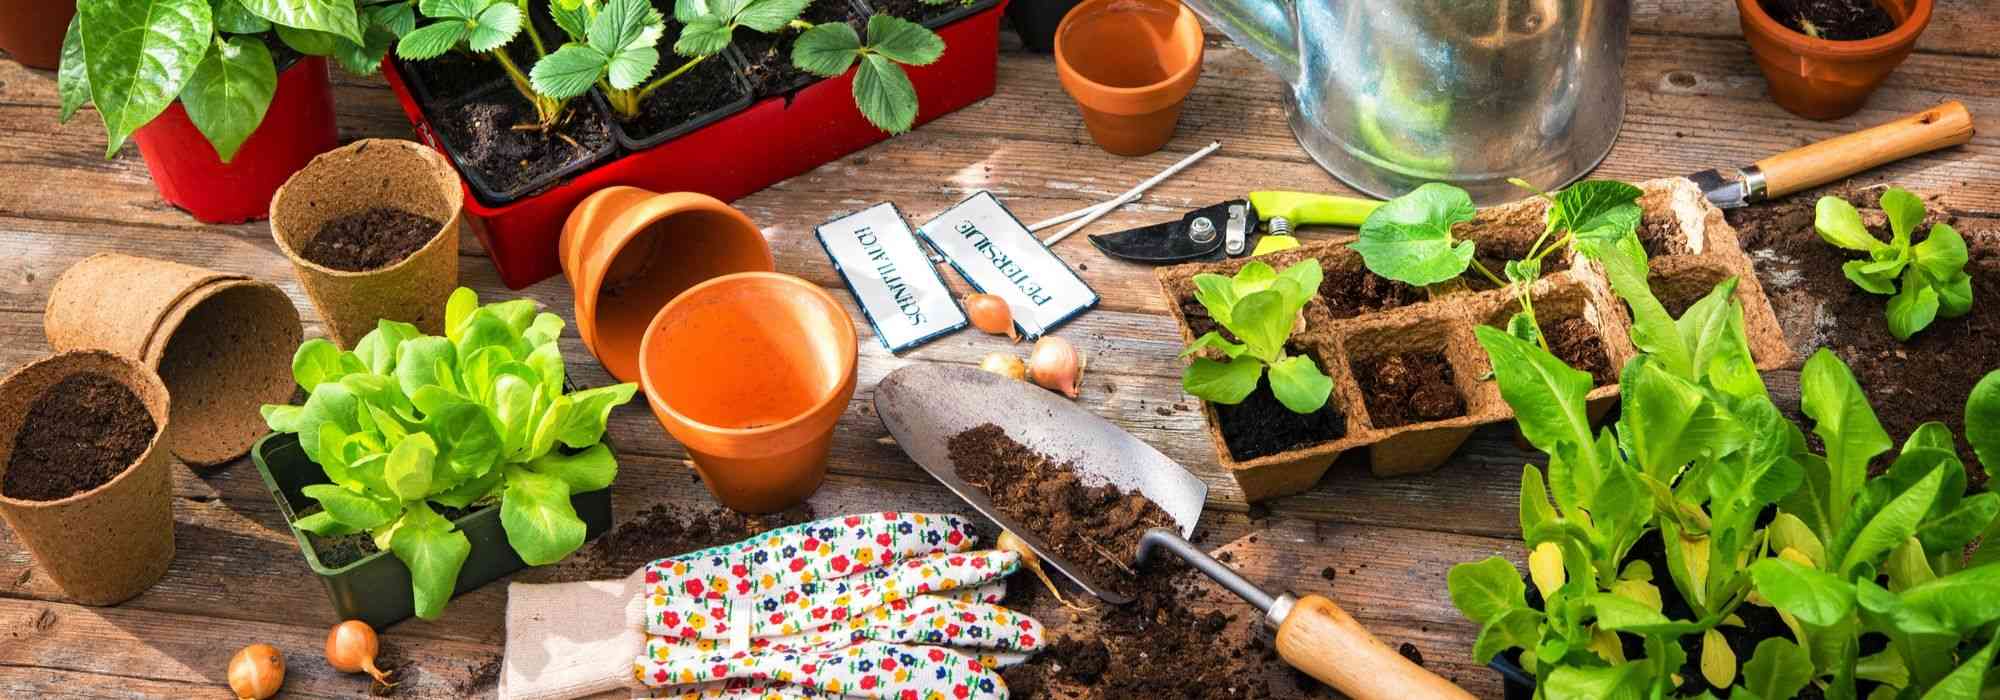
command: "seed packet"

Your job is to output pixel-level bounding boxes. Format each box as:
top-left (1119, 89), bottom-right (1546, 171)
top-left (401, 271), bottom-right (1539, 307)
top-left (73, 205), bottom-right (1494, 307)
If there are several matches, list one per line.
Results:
top-left (917, 191), bottom-right (1098, 339)
top-left (816, 203), bottom-right (968, 353)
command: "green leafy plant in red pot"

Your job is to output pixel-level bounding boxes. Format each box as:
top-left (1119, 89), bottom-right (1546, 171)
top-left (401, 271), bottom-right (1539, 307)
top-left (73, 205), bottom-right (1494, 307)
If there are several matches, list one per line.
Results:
top-left (1736, 0), bottom-right (1933, 120)
top-left (57, 0), bottom-right (412, 223)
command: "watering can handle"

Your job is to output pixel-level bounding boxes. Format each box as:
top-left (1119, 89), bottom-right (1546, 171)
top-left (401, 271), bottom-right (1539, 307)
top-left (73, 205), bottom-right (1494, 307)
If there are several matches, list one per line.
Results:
top-left (1754, 101), bottom-right (1974, 199)
top-left (1277, 594), bottom-right (1477, 700)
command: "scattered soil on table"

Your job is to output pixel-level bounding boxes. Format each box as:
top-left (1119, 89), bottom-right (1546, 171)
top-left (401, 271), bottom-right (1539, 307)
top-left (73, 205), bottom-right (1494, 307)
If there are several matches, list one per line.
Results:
top-left (620, 20), bottom-right (750, 140)
top-left (1319, 265), bottom-right (1424, 319)
top-left (530, 503), bottom-right (816, 582)
top-left (869, 0), bottom-right (964, 24)
top-left (301, 207), bottom-right (441, 272)
top-left (304, 504), bottom-right (478, 568)
top-left (366, 644), bottom-right (408, 697)
top-left (1545, 316), bottom-right (1616, 387)
top-left (448, 655), bottom-right (503, 697)
top-left (947, 424), bottom-right (1175, 599)
top-left (1214, 370), bottom-right (1346, 461)
top-left (436, 90), bottom-right (613, 197)
top-left (1397, 642), bottom-right (1425, 666)
top-left (1759, 0), bottom-right (1897, 40)
top-left (737, 0), bottom-right (864, 98)
top-left (2, 373), bottom-right (155, 502)
top-left (1354, 351), bottom-right (1465, 428)
top-left (1637, 213), bottom-right (1692, 258)
top-left (1731, 189), bottom-right (2000, 485)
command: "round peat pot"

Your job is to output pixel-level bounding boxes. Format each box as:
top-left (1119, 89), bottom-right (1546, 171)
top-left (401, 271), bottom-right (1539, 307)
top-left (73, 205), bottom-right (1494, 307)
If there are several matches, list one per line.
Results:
top-left (0, 0), bottom-right (74, 69)
top-left (1736, 0), bottom-right (1933, 120)
top-left (0, 351), bottom-right (174, 606)
top-left (271, 138), bottom-right (463, 349)
top-left (1054, 0), bottom-right (1204, 156)
top-left (132, 55), bottom-right (338, 224)
top-left (44, 254), bottom-right (302, 466)
top-left (560, 187), bottom-right (775, 384)
top-left (639, 273), bottom-right (857, 513)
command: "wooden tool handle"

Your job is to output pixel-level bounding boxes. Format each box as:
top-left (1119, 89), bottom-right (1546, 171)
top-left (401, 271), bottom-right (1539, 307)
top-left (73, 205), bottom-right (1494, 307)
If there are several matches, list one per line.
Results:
top-left (1755, 101), bottom-right (1974, 198)
top-left (1276, 594), bottom-right (1475, 700)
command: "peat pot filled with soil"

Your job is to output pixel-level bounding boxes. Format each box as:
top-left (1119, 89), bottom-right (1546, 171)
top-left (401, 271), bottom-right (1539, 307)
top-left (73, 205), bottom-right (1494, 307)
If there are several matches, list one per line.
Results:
top-left (1338, 313), bottom-right (1503, 477)
top-left (1736, 0), bottom-right (1932, 119)
top-left (271, 139), bottom-right (464, 348)
top-left (0, 351), bottom-right (174, 606)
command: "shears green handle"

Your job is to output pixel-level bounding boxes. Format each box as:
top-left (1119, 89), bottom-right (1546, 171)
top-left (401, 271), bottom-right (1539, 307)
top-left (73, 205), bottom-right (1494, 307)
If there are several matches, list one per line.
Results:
top-left (1247, 191), bottom-right (1381, 227)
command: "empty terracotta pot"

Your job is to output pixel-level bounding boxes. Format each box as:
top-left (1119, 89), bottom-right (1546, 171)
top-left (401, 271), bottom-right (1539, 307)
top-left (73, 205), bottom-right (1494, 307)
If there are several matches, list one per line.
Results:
top-left (560, 187), bottom-right (775, 384)
top-left (0, 0), bottom-right (74, 69)
top-left (1054, 0), bottom-right (1204, 156)
top-left (639, 273), bottom-right (857, 513)
top-left (0, 351), bottom-right (174, 606)
top-left (1737, 0), bottom-right (1932, 120)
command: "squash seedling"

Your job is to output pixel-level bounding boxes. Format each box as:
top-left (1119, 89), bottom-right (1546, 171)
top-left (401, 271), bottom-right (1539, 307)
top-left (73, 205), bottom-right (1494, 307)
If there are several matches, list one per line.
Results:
top-left (1177, 259), bottom-right (1332, 414)
top-left (398, 0), bottom-right (574, 129)
top-left (1814, 187), bottom-right (1972, 340)
top-left (792, 14), bottom-right (945, 133)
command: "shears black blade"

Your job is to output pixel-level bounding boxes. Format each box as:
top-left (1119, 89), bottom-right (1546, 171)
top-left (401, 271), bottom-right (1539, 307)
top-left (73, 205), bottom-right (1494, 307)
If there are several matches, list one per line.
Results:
top-left (1087, 200), bottom-right (1247, 263)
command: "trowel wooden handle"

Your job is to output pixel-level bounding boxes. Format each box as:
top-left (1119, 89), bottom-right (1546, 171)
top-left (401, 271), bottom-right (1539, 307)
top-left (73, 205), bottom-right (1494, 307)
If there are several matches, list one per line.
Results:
top-left (1755, 101), bottom-right (1973, 198)
top-left (1276, 594), bottom-right (1475, 700)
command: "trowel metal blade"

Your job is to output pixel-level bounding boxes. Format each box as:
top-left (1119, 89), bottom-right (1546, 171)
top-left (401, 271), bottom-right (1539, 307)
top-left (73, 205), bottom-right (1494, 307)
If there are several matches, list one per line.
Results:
top-left (873, 363), bottom-right (1209, 604)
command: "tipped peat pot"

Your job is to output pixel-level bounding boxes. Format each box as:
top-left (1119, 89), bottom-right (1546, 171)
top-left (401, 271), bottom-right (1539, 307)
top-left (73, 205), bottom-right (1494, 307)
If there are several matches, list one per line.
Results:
top-left (639, 272), bottom-right (858, 513)
top-left (135, 56), bottom-right (339, 224)
top-left (559, 187), bottom-right (775, 384)
top-left (0, 351), bottom-right (174, 605)
top-left (270, 139), bottom-right (463, 348)
top-left (0, 0), bottom-right (74, 69)
top-left (1054, 0), bottom-right (1204, 156)
top-left (44, 254), bottom-right (302, 466)
top-left (1736, 0), bottom-right (1933, 120)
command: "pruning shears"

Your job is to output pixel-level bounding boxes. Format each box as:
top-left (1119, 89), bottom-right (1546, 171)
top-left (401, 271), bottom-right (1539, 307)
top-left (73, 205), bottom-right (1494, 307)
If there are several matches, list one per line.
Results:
top-left (1086, 191), bottom-right (1381, 264)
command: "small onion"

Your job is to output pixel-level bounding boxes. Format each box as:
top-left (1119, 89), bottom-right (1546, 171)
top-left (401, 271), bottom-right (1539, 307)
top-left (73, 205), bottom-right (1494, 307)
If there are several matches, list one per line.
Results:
top-left (965, 294), bottom-right (1018, 341)
top-left (1028, 336), bottom-right (1085, 398)
top-left (228, 644), bottom-right (285, 700)
top-left (997, 530), bottom-right (1090, 611)
top-left (980, 353), bottom-right (1027, 381)
top-left (326, 620), bottom-right (395, 688)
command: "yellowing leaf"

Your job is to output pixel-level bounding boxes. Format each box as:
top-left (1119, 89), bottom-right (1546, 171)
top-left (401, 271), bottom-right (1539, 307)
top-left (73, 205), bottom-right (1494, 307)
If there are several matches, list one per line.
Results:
top-left (1610, 578), bottom-right (1663, 613)
top-left (1700, 628), bottom-right (1736, 689)
top-left (1587, 627), bottom-right (1627, 664)
top-left (1529, 542), bottom-right (1565, 595)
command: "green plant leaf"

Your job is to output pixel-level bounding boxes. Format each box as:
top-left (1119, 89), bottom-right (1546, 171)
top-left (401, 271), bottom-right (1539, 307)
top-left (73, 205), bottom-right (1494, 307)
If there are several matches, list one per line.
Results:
top-left (590, 0), bottom-right (664, 54)
top-left (302, 483), bottom-right (401, 529)
top-left (1471, 608), bottom-right (1541, 664)
top-left (736, 0), bottom-right (809, 32)
top-left (430, 469), bottom-right (502, 508)
top-left (389, 503), bottom-right (471, 619)
top-left (1911, 223), bottom-right (1969, 284)
top-left (1266, 354), bottom-right (1332, 414)
top-left (1968, 371), bottom-right (2000, 478)
top-left (1447, 556), bottom-right (1524, 624)
top-left (674, 15), bottom-right (732, 56)
top-left (294, 509), bottom-right (358, 536)
top-left (383, 432), bottom-right (439, 500)
top-left (1545, 661), bottom-right (1648, 698)
top-left (292, 338), bottom-right (361, 391)
top-left (865, 14), bottom-right (942, 65)
top-left (397, 20), bottom-right (468, 58)
top-left (444, 287), bottom-right (478, 340)
top-left (1183, 356), bottom-right (1263, 406)
top-left (1227, 289), bottom-right (1291, 362)
top-left (1801, 349), bottom-right (1890, 524)
top-left (1749, 557), bottom-right (1854, 626)
top-left (492, 374), bottom-right (538, 456)
top-left (370, 1), bottom-right (417, 36)
top-left (550, 0), bottom-right (590, 40)
top-left (211, 0), bottom-right (272, 32)
top-left (530, 44), bottom-right (609, 98)
top-left (528, 442), bottom-right (617, 492)
top-left (79, 0), bottom-right (215, 157)
top-left (354, 320), bottom-right (420, 375)
top-left (1879, 187), bottom-right (1925, 249)
top-left (1504, 311), bottom-right (1541, 346)
top-left (1179, 331), bottom-right (1247, 361)
top-left (1519, 465), bottom-right (1558, 533)
top-left (1190, 273), bottom-right (1238, 327)
top-left (1273, 260), bottom-right (1322, 313)
top-left (1769, 511), bottom-right (1827, 568)
top-left (1918, 635), bottom-right (1998, 700)
top-left (1814, 195), bottom-right (1885, 252)
top-left (58, 15), bottom-right (90, 122)
top-left (1885, 271), bottom-right (1940, 341)
top-left (1474, 325), bottom-right (1595, 458)
top-left (500, 468), bottom-right (586, 565)
top-left (276, 24), bottom-right (338, 55)
top-left (852, 52), bottom-right (917, 133)
top-left (1899, 561), bottom-right (2000, 634)
top-left (1841, 463), bottom-right (1946, 576)
top-left (1618, 356), bottom-right (1710, 482)
top-left (1349, 183), bottom-right (1477, 286)
top-left (467, 1), bottom-right (523, 51)
top-left (1742, 638), bottom-right (1812, 700)
top-left (1841, 259), bottom-right (1899, 295)
top-left (237, 0), bottom-right (362, 42)
top-left (556, 383), bottom-right (636, 448)
top-left (1581, 234), bottom-right (1692, 380)
top-left (428, 401), bottom-right (502, 476)
top-left (1552, 180), bottom-right (1643, 243)
top-left (332, 22), bottom-right (397, 74)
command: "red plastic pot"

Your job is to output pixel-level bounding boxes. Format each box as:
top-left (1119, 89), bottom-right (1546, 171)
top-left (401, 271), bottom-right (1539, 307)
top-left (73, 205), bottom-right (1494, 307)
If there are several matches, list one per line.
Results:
top-left (380, 0), bottom-right (1008, 289)
top-left (131, 56), bottom-right (339, 224)
top-left (0, 0), bottom-right (74, 69)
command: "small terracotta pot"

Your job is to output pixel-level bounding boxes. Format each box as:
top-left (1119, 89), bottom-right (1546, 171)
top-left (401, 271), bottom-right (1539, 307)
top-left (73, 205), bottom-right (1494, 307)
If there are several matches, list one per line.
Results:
top-left (639, 273), bottom-right (858, 513)
top-left (44, 254), bottom-right (302, 466)
top-left (0, 0), bottom-right (75, 69)
top-left (560, 187), bottom-right (775, 384)
top-left (0, 351), bottom-right (174, 605)
top-left (1736, 0), bottom-right (1932, 120)
top-left (270, 138), bottom-right (462, 348)
top-left (1054, 0), bottom-right (1204, 156)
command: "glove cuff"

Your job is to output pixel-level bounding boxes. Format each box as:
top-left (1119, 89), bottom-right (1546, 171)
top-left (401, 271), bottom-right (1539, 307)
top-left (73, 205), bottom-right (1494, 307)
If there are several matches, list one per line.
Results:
top-left (501, 570), bottom-right (649, 700)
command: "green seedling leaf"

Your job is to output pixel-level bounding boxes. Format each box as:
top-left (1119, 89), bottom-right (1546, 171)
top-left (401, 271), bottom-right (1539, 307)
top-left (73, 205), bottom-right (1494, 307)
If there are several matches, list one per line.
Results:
top-left (1544, 661), bottom-right (1648, 698)
top-left (1471, 608), bottom-right (1541, 664)
top-left (79, 0), bottom-right (215, 157)
top-left (1504, 311), bottom-right (1541, 347)
top-left (332, 22), bottom-right (398, 75)
top-left (1898, 562), bottom-right (2000, 634)
top-left (369, 1), bottom-right (416, 36)
top-left (1768, 511), bottom-right (1826, 568)
top-left (1841, 464), bottom-right (1946, 576)
top-left (354, 319), bottom-right (421, 375)
top-left (1880, 187), bottom-right (1924, 249)
top-left (528, 442), bottom-right (618, 493)
top-left (852, 53), bottom-right (918, 133)
top-left (1919, 635), bottom-right (1998, 700)
top-left (1190, 273), bottom-right (1238, 327)
top-left (500, 468), bottom-right (586, 565)
top-left (58, 16), bottom-right (90, 122)
top-left (1968, 371), bottom-right (2000, 478)
top-left (1911, 223), bottom-right (1969, 284)
top-left (1801, 349), bottom-right (1890, 522)
top-left (1273, 260), bottom-right (1322, 311)
top-left (1580, 234), bottom-right (1692, 380)
top-left (1350, 183), bottom-right (1478, 286)
top-left (292, 338), bottom-right (362, 391)
top-left (1749, 557), bottom-right (1854, 626)
top-left (675, 16), bottom-right (732, 56)
top-left (466, 1), bottom-right (523, 51)
top-left (531, 45), bottom-right (611, 98)
top-left (237, 0), bottom-right (363, 43)
top-left (383, 432), bottom-right (439, 500)
top-left (1473, 325), bottom-right (1594, 458)
top-left (276, 23), bottom-right (339, 55)
top-left (389, 503), bottom-right (471, 620)
top-left (1182, 356), bottom-right (1262, 406)
top-left (1266, 354), bottom-right (1332, 414)
top-left (555, 383), bottom-right (636, 448)
top-left (792, 21), bottom-right (860, 76)
top-left (594, 0), bottom-right (664, 88)
top-left (1885, 269), bottom-right (1940, 341)
top-left (866, 14), bottom-right (942, 65)
top-left (302, 483), bottom-right (400, 530)
top-left (212, 0), bottom-right (271, 33)
top-left (1519, 465), bottom-right (1558, 534)
top-left (1814, 195), bottom-right (1885, 252)
top-left (1741, 638), bottom-right (1812, 700)
top-left (1842, 259), bottom-right (1899, 295)
top-left (396, 19), bottom-right (467, 58)
top-left (444, 287), bottom-right (478, 340)
top-left (1448, 556), bottom-right (1525, 624)
top-left (1227, 289), bottom-right (1292, 362)
top-left (1179, 332), bottom-right (1247, 361)
top-left (1551, 180), bottom-right (1643, 244)
top-left (293, 509), bottom-right (358, 537)
top-left (737, 0), bottom-right (809, 32)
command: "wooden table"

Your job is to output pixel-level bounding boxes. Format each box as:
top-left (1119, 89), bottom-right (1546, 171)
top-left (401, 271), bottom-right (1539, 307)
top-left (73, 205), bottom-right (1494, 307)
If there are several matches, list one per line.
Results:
top-left (2, 2), bottom-right (1995, 697)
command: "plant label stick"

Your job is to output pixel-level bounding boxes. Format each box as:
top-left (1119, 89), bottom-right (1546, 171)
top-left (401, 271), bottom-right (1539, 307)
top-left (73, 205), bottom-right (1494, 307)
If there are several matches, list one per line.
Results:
top-left (817, 203), bottom-right (969, 353)
top-left (918, 192), bottom-right (1099, 339)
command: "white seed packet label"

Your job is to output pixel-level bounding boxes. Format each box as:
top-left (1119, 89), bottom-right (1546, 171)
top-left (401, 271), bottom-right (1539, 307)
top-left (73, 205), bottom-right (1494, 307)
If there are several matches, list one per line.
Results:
top-left (816, 203), bottom-right (967, 353)
top-left (917, 191), bottom-right (1098, 339)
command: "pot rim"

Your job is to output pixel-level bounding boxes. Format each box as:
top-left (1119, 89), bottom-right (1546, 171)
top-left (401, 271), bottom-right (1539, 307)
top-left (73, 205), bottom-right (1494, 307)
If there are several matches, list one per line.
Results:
top-left (268, 139), bottom-right (463, 279)
top-left (638, 272), bottom-right (858, 438)
top-left (0, 350), bottom-right (171, 509)
top-left (1736, 0), bottom-right (1932, 57)
top-left (1052, 0), bottom-right (1204, 99)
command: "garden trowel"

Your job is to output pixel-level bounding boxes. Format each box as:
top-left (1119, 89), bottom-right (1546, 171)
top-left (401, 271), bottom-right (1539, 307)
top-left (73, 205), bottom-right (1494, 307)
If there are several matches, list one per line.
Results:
top-left (1087, 191), bottom-right (1380, 263)
top-left (872, 363), bottom-right (1473, 700)
top-left (1688, 100), bottom-right (1972, 209)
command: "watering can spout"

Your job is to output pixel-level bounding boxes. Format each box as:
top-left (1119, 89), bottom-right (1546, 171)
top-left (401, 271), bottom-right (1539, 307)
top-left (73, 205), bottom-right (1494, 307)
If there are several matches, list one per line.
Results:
top-left (1179, 0), bottom-right (1300, 86)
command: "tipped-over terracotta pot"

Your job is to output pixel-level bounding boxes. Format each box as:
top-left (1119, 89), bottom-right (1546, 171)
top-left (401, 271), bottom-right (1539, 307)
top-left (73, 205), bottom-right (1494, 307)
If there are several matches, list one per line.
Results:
top-left (0, 351), bottom-right (174, 605)
top-left (1054, 0), bottom-right (1204, 156)
top-left (1737, 0), bottom-right (1932, 120)
top-left (560, 187), bottom-right (775, 384)
top-left (270, 138), bottom-right (462, 348)
top-left (639, 273), bottom-right (857, 513)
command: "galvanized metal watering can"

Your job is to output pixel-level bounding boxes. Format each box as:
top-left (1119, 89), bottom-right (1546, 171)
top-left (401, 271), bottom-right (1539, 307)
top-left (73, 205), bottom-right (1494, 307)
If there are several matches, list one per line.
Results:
top-left (1180, 0), bottom-right (1631, 204)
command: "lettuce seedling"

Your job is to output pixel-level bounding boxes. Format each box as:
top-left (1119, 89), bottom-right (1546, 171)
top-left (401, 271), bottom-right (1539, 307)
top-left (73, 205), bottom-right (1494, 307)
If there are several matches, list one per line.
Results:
top-left (1815, 187), bottom-right (1972, 340)
top-left (1178, 259), bottom-right (1332, 414)
top-left (791, 15), bottom-right (944, 133)
top-left (261, 288), bottom-right (637, 619)
top-left (399, 0), bottom-right (576, 129)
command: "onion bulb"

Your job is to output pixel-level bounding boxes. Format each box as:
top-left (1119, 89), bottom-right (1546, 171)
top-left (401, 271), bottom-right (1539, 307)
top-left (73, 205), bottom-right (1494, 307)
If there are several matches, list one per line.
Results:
top-left (228, 644), bottom-right (285, 700)
top-left (980, 353), bottom-right (1027, 381)
top-left (965, 294), bottom-right (1017, 341)
top-left (1028, 336), bottom-right (1085, 398)
top-left (997, 530), bottom-right (1091, 611)
top-left (326, 620), bottom-right (395, 688)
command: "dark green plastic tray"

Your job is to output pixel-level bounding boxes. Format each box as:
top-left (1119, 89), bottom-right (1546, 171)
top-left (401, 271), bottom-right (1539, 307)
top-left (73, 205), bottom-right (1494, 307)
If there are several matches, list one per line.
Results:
top-left (252, 432), bottom-right (612, 629)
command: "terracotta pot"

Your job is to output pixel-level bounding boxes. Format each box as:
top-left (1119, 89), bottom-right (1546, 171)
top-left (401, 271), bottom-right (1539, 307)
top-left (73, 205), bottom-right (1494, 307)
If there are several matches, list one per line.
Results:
top-left (0, 0), bottom-right (74, 69)
top-left (44, 254), bottom-right (302, 466)
top-left (1054, 0), bottom-right (1204, 156)
top-left (639, 273), bottom-right (857, 513)
top-left (560, 187), bottom-right (775, 384)
top-left (271, 139), bottom-right (463, 348)
top-left (0, 351), bottom-right (174, 605)
top-left (1736, 0), bottom-right (1932, 120)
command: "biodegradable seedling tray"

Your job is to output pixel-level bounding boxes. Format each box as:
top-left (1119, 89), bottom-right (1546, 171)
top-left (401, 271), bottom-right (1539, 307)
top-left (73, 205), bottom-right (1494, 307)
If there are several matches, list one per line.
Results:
top-left (1157, 177), bottom-right (1792, 502)
top-left (252, 432), bottom-right (612, 629)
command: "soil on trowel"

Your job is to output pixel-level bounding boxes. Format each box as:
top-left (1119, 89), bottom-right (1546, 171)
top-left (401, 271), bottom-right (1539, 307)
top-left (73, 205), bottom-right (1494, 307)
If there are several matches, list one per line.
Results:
top-left (736, 0), bottom-right (865, 98)
top-left (947, 424), bottom-right (1175, 599)
top-left (528, 503), bottom-right (816, 582)
top-left (1731, 188), bottom-right (2000, 485)
top-left (622, 19), bottom-right (751, 140)
top-left (1215, 366), bottom-right (1346, 462)
top-left (1759, 0), bottom-right (1897, 40)
top-left (436, 90), bottom-right (613, 197)
top-left (302, 207), bottom-right (442, 271)
top-left (1319, 266), bottom-right (1424, 319)
top-left (1544, 316), bottom-right (1616, 387)
top-left (2, 373), bottom-right (156, 501)
top-left (1354, 351), bottom-right (1465, 428)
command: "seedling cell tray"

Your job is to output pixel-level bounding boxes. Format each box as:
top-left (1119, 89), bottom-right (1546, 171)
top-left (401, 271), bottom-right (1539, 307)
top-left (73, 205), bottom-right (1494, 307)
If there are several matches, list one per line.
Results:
top-left (252, 432), bottom-right (612, 629)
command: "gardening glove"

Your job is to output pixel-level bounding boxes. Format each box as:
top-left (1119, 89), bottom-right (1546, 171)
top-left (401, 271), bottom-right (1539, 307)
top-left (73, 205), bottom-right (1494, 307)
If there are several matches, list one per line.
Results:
top-left (501, 512), bottom-right (1045, 700)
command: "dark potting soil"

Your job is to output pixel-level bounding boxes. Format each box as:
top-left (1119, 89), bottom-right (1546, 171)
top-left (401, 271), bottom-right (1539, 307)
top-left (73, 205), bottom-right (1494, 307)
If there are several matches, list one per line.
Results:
top-left (301, 207), bottom-right (442, 272)
top-left (1545, 316), bottom-right (1617, 388)
top-left (1466, 231), bottom-right (1565, 291)
top-left (868, 0), bottom-right (964, 25)
top-left (947, 423), bottom-right (1175, 599)
top-left (621, 24), bottom-right (749, 141)
top-left (1729, 190), bottom-right (2000, 485)
top-left (436, 90), bottom-right (614, 197)
top-left (304, 504), bottom-right (479, 568)
top-left (1354, 351), bottom-right (1465, 428)
top-left (1759, 0), bottom-right (1897, 40)
top-left (403, 50), bottom-right (507, 104)
top-left (1179, 298), bottom-right (1234, 342)
top-left (1319, 265), bottom-right (1424, 319)
top-left (2, 373), bottom-right (156, 502)
top-left (736, 0), bottom-right (865, 98)
top-left (529, 503), bottom-right (816, 582)
top-left (1637, 212), bottom-right (1692, 259)
top-left (1214, 370), bottom-right (1347, 462)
